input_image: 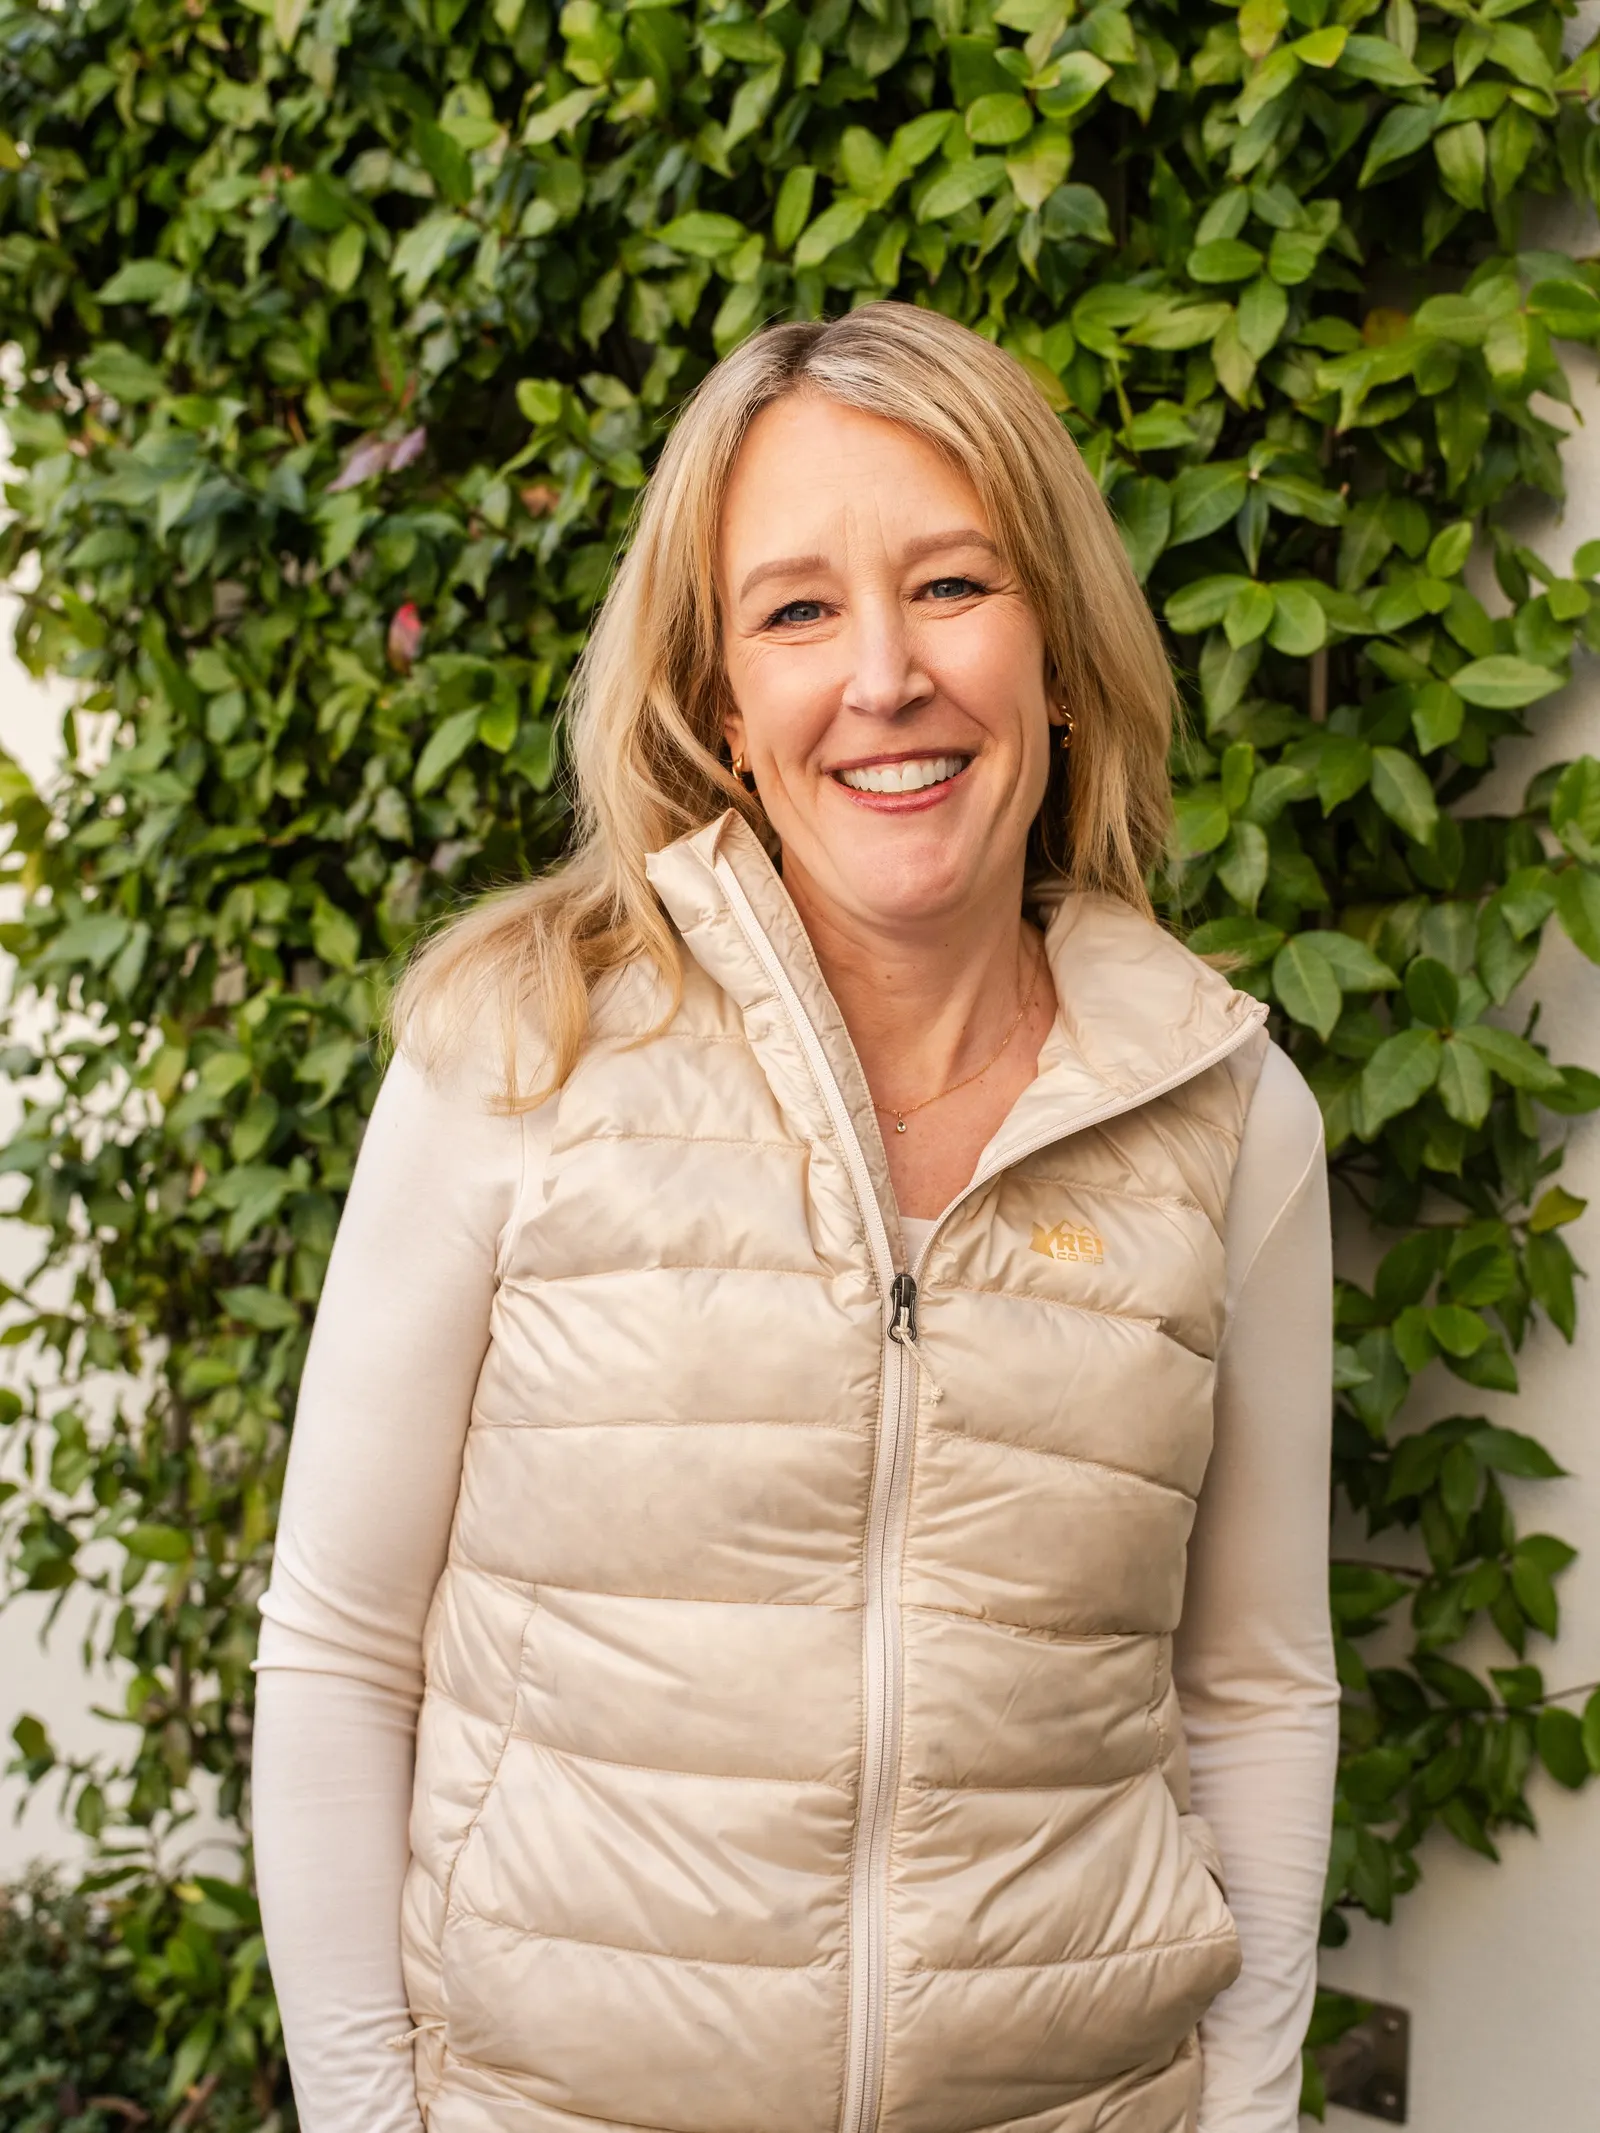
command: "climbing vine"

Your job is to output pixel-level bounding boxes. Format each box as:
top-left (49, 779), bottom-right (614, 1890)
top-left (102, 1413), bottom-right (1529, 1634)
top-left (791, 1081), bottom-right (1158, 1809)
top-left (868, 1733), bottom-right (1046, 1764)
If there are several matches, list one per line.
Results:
top-left (2, 0), bottom-right (1600, 2114)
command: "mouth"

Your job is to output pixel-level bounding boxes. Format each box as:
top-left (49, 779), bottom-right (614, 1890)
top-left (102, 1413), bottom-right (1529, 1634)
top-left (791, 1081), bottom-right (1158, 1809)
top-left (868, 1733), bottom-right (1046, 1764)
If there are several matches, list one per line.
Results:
top-left (831, 753), bottom-right (972, 798)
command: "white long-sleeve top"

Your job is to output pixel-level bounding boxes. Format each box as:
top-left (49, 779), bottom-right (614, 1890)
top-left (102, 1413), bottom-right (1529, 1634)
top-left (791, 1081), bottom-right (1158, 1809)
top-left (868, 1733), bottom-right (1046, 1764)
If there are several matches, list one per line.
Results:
top-left (253, 1036), bottom-right (1337, 2133)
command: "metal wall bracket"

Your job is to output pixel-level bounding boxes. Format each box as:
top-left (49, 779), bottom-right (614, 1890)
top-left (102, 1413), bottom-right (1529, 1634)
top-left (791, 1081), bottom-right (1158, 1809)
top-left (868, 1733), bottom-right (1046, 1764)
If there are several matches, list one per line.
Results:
top-left (1316, 1999), bottom-right (1410, 2123)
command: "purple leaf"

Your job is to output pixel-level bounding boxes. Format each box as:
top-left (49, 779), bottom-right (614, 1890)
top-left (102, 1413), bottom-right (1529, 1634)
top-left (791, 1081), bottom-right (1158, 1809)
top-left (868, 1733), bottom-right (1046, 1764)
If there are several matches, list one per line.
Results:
top-left (327, 434), bottom-right (395, 492)
top-left (389, 424), bottom-right (427, 472)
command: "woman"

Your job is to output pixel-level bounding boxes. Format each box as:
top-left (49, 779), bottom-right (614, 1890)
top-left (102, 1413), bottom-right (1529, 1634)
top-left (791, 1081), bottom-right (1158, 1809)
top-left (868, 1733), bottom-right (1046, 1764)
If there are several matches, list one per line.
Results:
top-left (254, 302), bottom-right (1337, 2133)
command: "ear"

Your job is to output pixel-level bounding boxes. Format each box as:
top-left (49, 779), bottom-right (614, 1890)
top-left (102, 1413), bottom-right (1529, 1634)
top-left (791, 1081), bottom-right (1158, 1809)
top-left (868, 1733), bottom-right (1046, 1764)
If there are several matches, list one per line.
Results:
top-left (1043, 661), bottom-right (1067, 725)
top-left (722, 709), bottom-right (748, 760)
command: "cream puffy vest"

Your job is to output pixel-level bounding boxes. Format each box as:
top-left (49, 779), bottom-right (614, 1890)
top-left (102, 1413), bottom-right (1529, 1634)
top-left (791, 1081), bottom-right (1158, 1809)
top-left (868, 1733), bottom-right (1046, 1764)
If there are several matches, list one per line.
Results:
top-left (399, 812), bottom-right (1270, 2133)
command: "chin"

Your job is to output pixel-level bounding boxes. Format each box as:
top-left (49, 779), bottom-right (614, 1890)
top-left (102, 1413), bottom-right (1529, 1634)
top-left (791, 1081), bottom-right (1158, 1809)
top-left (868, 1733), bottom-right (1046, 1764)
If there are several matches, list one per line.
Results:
top-left (830, 843), bottom-right (981, 927)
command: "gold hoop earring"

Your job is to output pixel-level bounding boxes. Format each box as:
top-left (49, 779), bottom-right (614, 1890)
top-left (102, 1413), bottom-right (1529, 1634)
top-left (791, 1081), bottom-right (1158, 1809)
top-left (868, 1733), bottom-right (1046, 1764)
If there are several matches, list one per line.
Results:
top-left (1058, 705), bottom-right (1075, 751)
top-left (732, 752), bottom-right (747, 776)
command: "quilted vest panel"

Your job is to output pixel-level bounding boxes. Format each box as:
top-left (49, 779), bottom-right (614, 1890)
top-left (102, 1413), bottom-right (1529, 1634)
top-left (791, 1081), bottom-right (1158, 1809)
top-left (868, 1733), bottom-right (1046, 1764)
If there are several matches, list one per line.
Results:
top-left (399, 814), bottom-right (1269, 2133)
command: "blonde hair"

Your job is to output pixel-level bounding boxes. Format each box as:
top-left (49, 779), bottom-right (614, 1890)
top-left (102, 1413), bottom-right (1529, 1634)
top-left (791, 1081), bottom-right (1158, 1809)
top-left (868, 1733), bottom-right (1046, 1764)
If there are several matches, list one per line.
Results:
top-left (390, 301), bottom-right (1178, 1104)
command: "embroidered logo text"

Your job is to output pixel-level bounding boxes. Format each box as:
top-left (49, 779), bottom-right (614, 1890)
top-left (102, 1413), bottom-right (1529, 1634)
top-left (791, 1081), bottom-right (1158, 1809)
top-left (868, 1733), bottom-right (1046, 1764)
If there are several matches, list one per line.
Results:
top-left (1030, 1220), bottom-right (1105, 1265)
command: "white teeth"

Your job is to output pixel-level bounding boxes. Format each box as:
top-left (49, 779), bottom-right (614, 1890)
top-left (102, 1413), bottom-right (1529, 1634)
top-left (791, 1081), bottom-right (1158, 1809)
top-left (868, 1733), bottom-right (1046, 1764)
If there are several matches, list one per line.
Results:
top-left (837, 755), bottom-right (967, 795)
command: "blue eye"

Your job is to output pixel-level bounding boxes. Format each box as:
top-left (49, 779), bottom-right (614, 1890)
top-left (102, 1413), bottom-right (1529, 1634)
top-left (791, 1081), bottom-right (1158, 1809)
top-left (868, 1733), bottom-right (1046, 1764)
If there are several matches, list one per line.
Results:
top-left (926, 576), bottom-right (985, 600)
top-left (767, 599), bottom-right (826, 626)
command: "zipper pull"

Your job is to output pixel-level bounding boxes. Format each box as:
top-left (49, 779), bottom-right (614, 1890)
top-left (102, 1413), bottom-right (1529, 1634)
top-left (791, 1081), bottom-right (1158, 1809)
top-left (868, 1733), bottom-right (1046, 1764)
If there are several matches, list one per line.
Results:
top-left (890, 1271), bottom-right (917, 1342)
top-left (888, 1273), bottom-right (942, 1405)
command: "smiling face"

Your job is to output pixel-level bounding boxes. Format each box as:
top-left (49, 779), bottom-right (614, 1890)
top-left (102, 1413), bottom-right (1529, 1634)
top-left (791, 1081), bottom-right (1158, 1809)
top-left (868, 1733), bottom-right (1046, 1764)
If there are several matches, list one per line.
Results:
top-left (717, 393), bottom-right (1060, 943)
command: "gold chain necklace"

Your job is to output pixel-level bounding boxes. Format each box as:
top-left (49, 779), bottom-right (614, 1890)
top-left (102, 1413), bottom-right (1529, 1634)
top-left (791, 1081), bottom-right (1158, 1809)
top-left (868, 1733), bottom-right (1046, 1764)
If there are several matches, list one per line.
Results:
top-left (872, 942), bottom-right (1040, 1136)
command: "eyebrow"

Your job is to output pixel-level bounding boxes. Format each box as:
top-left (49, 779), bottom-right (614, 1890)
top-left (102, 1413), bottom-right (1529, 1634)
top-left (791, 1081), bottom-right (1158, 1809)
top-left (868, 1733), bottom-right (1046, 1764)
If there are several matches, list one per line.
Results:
top-left (736, 527), bottom-right (1001, 603)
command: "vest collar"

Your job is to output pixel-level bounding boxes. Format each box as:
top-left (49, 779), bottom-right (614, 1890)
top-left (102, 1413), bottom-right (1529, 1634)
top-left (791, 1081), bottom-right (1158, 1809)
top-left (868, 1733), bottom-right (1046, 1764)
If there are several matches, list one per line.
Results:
top-left (644, 811), bottom-right (1266, 1182)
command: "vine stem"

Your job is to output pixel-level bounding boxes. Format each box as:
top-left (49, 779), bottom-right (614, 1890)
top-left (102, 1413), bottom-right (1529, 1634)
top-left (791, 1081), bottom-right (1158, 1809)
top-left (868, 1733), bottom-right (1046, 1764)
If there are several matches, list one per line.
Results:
top-left (1534, 1677), bottom-right (1600, 1706)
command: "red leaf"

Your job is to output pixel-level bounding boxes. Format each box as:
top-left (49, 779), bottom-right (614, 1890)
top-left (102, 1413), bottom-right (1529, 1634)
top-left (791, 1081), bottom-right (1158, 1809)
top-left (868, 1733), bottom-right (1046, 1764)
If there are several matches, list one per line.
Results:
top-left (387, 602), bottom-right (424, 671)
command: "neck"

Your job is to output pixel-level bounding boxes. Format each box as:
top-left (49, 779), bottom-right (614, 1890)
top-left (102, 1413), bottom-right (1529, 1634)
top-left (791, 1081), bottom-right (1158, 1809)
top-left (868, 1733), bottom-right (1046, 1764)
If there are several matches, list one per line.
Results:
top-left (782, 862), bottom-right (1040, 1115)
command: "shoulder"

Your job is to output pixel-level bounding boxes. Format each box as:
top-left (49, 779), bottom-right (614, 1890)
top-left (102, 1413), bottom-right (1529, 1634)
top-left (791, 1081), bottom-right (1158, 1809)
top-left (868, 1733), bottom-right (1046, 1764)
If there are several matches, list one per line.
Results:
top-left (1222, 1042), bottom-right (1328, 1300)
top-left (1241, 1039), bottom-right (1325, 1182)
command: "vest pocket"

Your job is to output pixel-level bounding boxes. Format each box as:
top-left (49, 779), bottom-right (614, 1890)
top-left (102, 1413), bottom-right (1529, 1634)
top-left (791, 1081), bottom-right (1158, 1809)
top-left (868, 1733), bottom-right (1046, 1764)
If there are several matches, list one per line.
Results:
top-left (1176, 1809), bottom-right (1230, 1900)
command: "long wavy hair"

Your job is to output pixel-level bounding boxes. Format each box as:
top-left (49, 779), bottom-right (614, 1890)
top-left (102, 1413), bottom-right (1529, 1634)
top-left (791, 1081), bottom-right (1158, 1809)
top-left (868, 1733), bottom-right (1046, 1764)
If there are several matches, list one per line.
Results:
top-left (390, 302), bottom-right (1178, 1104)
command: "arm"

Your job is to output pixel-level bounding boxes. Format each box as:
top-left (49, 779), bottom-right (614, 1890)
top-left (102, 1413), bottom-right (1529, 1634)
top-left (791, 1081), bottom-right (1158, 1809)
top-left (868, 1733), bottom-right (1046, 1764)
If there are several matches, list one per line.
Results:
top-left (252, 1046), bottom-right (528, 2133)
top-left (1176, 1042), bottom-right (1340, 2133)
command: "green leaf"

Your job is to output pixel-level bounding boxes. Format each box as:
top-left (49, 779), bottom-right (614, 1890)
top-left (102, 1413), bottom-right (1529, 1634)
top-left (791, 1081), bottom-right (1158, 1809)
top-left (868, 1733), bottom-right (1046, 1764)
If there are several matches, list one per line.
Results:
top-left (326, 221), bottom-right (365, 294)
top-left (915, 157), bottom-right (1007, 223)
top-left (1470, 1425), bottom-right (1563, 1479)
top-left (1513, 1554), bottom-right (1559, 1636)
top-left (1429, 1305), bottom-right (1489, 1358)
top-left (1491, 1666), bottom-right (1544, 1710)
top-left (310, 901), bottom-right (360, 972)
top-left (1359, 100), bottom-right (1440, 187)
top-left (658, 211), bottom-right (748, 259)
top-left (1035, 50), bottom-right (1113, 119)
top-left (1554, 867), bottom-right (1600, 962)
top-left (1313, 735), bottom-right (1373, 812)
top-left (1531, 278), bottom-right (1600, 340)
top-left (1115, 478), bottom-right (1171, 585)
top-left (1173, 788), bottom-right (1232, 859)
top-left (1405, 956), bottom-right (1459, 1027)
top-left (1434, 120), bottom-right (1486, 210)
top-left (522, 86), bottom-right (603, 143)
top-left (773, 167), bottom-right (817, 253)
top-left (1217, 820), bottom-right (1269, 909)
top-left (1041, 184), bottom-right (1113, 246)
top-left (794, 197), bottom-right (872, 266)
top-left (390, 212), bottom-right (472, 302)
top-left (1263, 581), bottom-right (1325, 655)
top-left (966, 93), bottom-right (1034, 145)
top-left (1529, 1186), bottom-right (1586, 1234)
top-left (123, 1523), bottom-right (191, 1563)
top-left (1537, 1708), bottom-right (1589, 1789)
top-left (1438, 1036), bottom-right (1492, 1127)
top-left (1426, 521), bottom-right (1474, 579)
top-left (1584, 1690), bottom-right (1600, 1775)
top-left (1257, 474), bottom-right (1345, 527)
top-left (1224, 582), bottom-right (1275, 649)
top-left (1370, 747), bottom-right (1438, 846)
top-left (1165, 576), bottom-right (1249, 634)
top-left (1273, 937), bottom-right (1343, 1038)
top-left (1293, 23), bottom-right (1347, 66)
top-left (1453, 1023), bottom-right (1564, 1093)
top-left (219, 1285), bottom-right (304, 1331)
top-left (1361, 1029), bottom-right (1444, 1131)
top-left (515, 378), bottom-right (564, 427)
top-left (413, 119), bottom-right (473, 208)
top-left (1550, 758), bottom-right (1600, 863)
top-left (1188, 239), bottom-right (1264, 284)
top-left (1005, 129), bottom-right (1074, 211)
top-left (1411, 682), bottom-right (1464, 755)
top-left (1452, 656), bottom-right (1564, 709)
top-left (1340, 33), bottom-right (1430, 88)
top-left (1186, 917), bottom-right (1285, 963)
top-left (1170, 463), bottom-right (1249, 545)
top-left (1301, 930), bottom-right (1400, 990)
top-left (414, 706), bottom-right (481, 794)
top-left (96, 258), bottom-right (188, 308)
top-left (83, 343), bottom-right (168, 403)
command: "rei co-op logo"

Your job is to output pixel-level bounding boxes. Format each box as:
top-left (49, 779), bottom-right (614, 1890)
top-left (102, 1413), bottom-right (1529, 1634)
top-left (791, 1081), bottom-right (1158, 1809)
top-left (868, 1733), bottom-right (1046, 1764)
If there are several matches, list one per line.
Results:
top-left (1030, 1219), bottom-right (1105, 1266)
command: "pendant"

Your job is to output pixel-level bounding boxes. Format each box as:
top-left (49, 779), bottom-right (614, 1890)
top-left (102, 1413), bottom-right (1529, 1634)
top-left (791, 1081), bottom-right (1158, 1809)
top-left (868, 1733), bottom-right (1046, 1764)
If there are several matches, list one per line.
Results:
top-left (895, 1116), bottom-right (907, 1134)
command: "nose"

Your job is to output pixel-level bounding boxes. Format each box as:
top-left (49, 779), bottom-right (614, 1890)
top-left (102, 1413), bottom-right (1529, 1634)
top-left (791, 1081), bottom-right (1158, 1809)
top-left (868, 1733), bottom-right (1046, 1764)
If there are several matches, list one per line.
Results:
top-left (839, 592), bottom-right (935, 722)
